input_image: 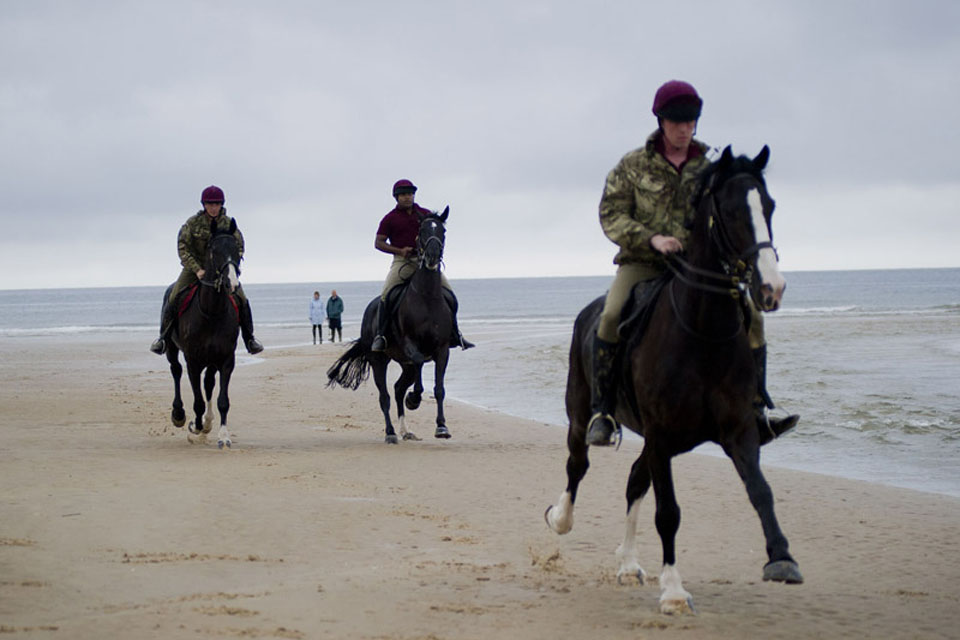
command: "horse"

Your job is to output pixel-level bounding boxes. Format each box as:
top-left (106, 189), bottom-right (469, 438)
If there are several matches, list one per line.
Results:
top-left (545, 146), bottom-right (802, 614)
top-left (165, 219), bottom-right (242, 449)
top-left (327, 207), bottom-right (454, 444)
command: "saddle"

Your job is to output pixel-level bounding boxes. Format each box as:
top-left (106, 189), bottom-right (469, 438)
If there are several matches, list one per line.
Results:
top-left (175, 284), bottom-right (239, 320)
top-left (616, 273), bottom-right (671, 345)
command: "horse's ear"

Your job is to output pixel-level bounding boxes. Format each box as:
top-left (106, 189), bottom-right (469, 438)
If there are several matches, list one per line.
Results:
top-left (718, 145), bottom-right (734, 170)
top-left (209, 218), bottom-right (218, 235)
top-left (753, 145), bottom-right (770, 171)
top-left (439, 206), bottom-right (449, 222)
top-left (229, 218), bottom-right (237, 234)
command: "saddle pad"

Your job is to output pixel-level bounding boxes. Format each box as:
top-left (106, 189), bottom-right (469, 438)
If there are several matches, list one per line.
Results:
top-left (177, 285), bottom-right (240, 321)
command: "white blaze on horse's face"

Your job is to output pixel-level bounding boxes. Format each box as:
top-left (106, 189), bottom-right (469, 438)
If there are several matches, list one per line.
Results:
top-left (226, 263), bottom-right (239, 293)
top-left (746, 188), bottom-right (785, 310)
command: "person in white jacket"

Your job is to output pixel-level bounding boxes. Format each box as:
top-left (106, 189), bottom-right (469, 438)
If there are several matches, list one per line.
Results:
top-left (309, 291), bottom-right (325, 344)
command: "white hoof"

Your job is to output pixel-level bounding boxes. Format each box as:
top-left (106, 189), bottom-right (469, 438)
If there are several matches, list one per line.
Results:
top-left (615, 546), bottom-right (647, 585)
top-left (658, 564), bottom-right (695, 615)
top-left (544, 491), bottom-right (574, 534)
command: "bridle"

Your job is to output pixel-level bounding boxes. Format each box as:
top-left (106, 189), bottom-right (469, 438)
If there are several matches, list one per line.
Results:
top-left (665, 172), bottom-right (778, 342)
top-left (416, 218), bottom-right (445, 271)
top-left (199, 235), bottom-right (241, 293)
top-left (667, 173), bottom-right (777, 299)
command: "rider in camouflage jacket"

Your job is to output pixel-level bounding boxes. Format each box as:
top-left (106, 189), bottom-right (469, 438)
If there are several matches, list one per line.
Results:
top-left (149, 185), bottom-right (263, 356)
top-left (586, 80), bottom-right (798, 448)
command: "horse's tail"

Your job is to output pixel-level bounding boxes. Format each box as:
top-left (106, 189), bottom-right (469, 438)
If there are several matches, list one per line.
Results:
top-left (326, 340), bottom-right (370, 390)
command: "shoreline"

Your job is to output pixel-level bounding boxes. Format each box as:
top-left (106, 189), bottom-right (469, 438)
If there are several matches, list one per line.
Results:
top-left (1, 329), bottom-right (959, 638)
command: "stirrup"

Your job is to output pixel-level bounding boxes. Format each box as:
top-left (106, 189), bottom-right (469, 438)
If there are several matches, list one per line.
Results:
top-left (371, 335), bottom-right (387, 352)
top-left (245, 338), bottom-right (264, 355)
top-left (458, 333), bottom-right (475, 350)
top-left (586, 412), bottom-right (620, 448)
top-left (149, 337), bottom-right (166, 355)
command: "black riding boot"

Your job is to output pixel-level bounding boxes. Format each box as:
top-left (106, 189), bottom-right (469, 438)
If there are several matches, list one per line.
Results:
top-left (442, 289), bottom-right (474, 350)
top-left (239, 299), bottom-right (264, 354)
top-left (586, 334), bottom-right (619, 446)
top-left (754, 345), bottom-right (799, 445)
top-left (149, 292), bottom-right (175, 355)
top-left (371, 298), bottom-right (389, 352)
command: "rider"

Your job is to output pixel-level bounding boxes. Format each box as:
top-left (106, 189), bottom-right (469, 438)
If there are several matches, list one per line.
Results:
top-left (370, 179), bottom-right (474, 353)
top-left (149, 185), bottom-right (264, 356)
top-left (586, 80), bottom-right (799, 447)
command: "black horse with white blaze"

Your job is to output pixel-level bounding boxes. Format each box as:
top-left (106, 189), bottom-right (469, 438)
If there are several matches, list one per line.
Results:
top-left (545, 146), bottom-right (803, 614)
top-left (165, 219), bottom-right (242, 449)
top-left (327, 208), bottom-right (455, 443)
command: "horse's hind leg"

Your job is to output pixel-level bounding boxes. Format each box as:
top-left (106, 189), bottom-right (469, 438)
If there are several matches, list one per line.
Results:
top-left (202, 368), bottom-right (217, 434)
top-left (215, 358), bottom-right (235, 449)
top-left (649, 452), bottom-right (695, 615)
top-left (617, 446), bottom-right (653, 585)
top-left (724, 441), bottom-right (803, 584)
top-left (394, 364), bottom-right (420, 440)
top-left (167, 348), bottom-right (186, 427)
top-left (404, 364), bottom-right (424, 411)
top-left (371, 359), bottom-right (398, 444)
top-left (185, 362), bottom-right (207, 438)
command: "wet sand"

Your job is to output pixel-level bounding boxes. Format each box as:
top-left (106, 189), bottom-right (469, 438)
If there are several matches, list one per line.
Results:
top-left (1, 328), bottom-right (958, 639)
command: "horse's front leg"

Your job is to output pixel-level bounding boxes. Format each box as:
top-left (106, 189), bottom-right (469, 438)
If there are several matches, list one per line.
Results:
top-left (724, 438), bottom-right (803, 584)
top-left (649, 452), bottom-right (695, 615)
top-left (617, 446), bottom-right (653, 585)
top-left (185, 361), bottom-right (207, 440)
top-left (202, 367), bottom-right (217, 434)
top-left (166, 347), bottom-right (186, 427)
top-left (215, 356), bottom-right (235, 449)
top-left (394, 364), bottom-right (420, 441)
top-left (432, 348), bottom-right (450, 439)
top-left (371, 358), bottom-right (397, 444)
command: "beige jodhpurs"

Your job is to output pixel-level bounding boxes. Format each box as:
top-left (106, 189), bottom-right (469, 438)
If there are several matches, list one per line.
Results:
top-left (380, 255), bottom-right (451, 299)
top-left (596, 262), bottom-right (765, 348)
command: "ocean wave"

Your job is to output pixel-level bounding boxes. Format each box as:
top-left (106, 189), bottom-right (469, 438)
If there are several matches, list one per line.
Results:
top-left (0, 324), bottom-right (154, 337)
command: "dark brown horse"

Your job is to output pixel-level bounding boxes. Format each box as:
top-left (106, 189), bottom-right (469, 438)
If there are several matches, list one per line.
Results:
top-left (545, 146), bottom-right (802, 614)
top-left (326, 208), bottom-right (454, 443)
top-left (165, 220), bottom-right (242, 449)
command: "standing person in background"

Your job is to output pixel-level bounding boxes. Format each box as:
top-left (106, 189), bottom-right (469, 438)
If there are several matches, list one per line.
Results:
top-left (309, 291), bottom-right (325, 344)
top-left (326, 289), bottom-right (344, 342)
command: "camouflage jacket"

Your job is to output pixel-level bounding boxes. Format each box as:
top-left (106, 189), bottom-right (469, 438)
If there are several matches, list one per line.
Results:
top-left (599, 131), bottom-right (711, 272)
top-left (177, 208), bottom-right (245, 274)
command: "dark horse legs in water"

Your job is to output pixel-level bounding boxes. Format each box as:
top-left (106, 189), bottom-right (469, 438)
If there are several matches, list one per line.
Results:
top-left (545, 147), bottom-right (802, 614)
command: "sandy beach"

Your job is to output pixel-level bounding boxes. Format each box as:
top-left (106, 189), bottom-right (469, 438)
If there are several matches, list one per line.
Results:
top-left (2, 327), bottom-right (959, 639)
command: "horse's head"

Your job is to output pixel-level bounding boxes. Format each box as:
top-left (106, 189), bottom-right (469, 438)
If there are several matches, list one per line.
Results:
top-left (416, 206), bottom-right (448, 271)
top-left (205, 218), bottom-right (241, 294)
top-left (694, 145), bottom-right (786, 311)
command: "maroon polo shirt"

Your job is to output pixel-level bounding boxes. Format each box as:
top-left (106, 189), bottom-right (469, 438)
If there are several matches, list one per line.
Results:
top-left (376, 203), bottom-right (430, 250)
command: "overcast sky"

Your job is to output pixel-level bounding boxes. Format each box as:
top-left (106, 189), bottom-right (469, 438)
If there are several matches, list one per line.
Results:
top-left (2, 0), bottom-right (958, 290)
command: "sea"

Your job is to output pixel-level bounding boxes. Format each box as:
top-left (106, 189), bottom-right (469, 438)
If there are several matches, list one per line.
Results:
top-left (1, 268), bottom-right (958, 498)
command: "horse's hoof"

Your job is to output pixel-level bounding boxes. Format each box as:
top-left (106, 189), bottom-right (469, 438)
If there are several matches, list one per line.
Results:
top-left (404, 395), bottom-right (422, 411)
top-left (435, 425), bottom-right (451, 439)
top-left (218, 440), bottom-right (224, 449)
top-left (385, 434), bottom-right (399, 444)
top-left (660, 596), bottom-right (697, 616)
top-left (763, 560), bottom-right (804, 584)
top-left (402, 432), bottom-right (421, 441)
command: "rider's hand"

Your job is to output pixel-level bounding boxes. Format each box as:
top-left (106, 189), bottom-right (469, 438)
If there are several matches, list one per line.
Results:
top-left (196, 269), bottom-right (206, 279)
top-left (650, 234), bottom-right (683, 255)
top-left (399, 247), bottom-right (413, 258)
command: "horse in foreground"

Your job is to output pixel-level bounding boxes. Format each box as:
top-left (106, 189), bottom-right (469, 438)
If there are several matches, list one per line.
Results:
top-left (165, 220), bottom-right (242, 449)
top-left (327, 208), bottom-right (454, 443)
top-left (545, 146), bottom-right (802, 614)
